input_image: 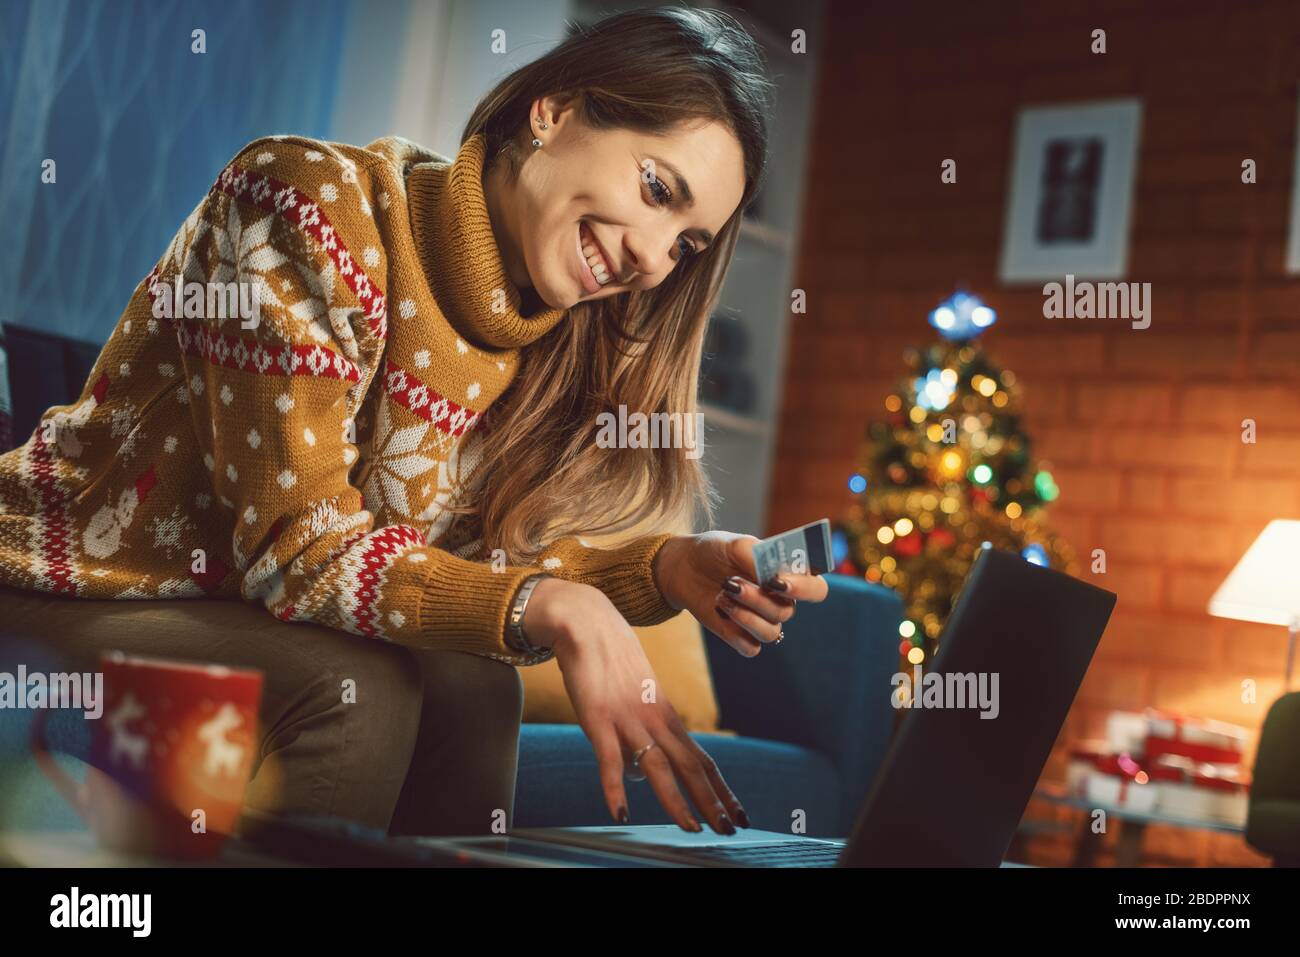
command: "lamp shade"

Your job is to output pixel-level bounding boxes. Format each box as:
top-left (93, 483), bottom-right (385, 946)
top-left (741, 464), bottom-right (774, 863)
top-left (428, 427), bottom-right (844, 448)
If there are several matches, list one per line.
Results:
top-left (1208, 519), bottom-right (1300, 627)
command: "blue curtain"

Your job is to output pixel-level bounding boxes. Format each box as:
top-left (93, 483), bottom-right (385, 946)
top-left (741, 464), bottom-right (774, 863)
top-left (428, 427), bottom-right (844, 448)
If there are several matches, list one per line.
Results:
top-left (0, 0), bottom-right (352, 343)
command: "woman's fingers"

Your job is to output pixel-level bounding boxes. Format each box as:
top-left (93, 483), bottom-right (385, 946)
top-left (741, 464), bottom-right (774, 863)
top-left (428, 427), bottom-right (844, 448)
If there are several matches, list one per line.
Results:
top-left (589, 720), bottom-right (632, 825)
top-left (588, 700), bottom-right (720, 833)
top-left (624, 721), bottom-right (702, 833)
top-left (636, 713), bottom-right (743, 835)
top-left (759, 571), bottom-right (829, 603)
top-left (721, 575), bottom-right (796, 625)
top-left (661, 708), bottom-right (747, 830)
top-left (717, 591), bottom-right (783, 645)
top-left (649, 728), bottom-right (731, 834)
top-left (709, 602), bottom-right (764, 656)
top-left (710, 573), bottom-right (825, 652)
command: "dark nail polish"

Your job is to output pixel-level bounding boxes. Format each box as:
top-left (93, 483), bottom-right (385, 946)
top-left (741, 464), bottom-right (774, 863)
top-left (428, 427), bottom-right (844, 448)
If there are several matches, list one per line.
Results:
top-left (715, 604), bottom-right (730, 620)
top-left (617, 806), bottom-right (630, 824)
top-left (717, 813), bottom-right (736, 835)
top-left (722, 577), bottom-right (743, 595)
top-left (765, 576), bottom-right (789, 592)
top-left (735, 808), bottom-right (751, 828)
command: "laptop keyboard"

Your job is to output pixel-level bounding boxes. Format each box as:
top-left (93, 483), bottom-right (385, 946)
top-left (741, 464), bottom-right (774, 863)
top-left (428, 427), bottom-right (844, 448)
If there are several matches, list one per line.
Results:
top-left (686, 841), bottom-right (844, 867)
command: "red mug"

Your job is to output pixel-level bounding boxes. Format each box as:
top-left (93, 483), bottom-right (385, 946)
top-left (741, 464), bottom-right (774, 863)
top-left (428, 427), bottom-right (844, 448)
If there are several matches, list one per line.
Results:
top-left (31, 651), bottom-right (263, 861)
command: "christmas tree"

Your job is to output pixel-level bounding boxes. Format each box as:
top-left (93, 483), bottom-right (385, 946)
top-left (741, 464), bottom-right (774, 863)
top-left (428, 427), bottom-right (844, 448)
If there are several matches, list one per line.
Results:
top-left (833, 291), bottom-right (1078, 669)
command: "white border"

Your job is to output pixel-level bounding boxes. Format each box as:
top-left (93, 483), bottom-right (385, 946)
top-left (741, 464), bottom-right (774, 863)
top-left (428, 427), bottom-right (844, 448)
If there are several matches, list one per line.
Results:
top-left (999, 99), bottom-right (1143, 283)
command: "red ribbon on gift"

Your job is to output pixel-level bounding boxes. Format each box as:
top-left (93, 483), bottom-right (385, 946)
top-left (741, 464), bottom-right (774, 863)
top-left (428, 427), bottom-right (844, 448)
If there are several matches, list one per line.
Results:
top-left (1144, 735), bottom-right (1241, 767)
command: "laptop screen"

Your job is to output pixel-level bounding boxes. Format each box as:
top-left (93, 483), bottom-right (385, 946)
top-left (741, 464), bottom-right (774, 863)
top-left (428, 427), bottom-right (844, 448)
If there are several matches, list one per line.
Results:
top-left (841, 547), bottom-right (1117, 867)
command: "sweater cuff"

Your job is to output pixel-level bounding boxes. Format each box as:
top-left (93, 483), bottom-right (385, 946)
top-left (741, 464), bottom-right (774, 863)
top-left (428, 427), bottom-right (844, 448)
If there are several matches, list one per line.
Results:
top-left (412, 559), bottom-right (548, 666)
top-left (548, 531), bottom-right (680, 627)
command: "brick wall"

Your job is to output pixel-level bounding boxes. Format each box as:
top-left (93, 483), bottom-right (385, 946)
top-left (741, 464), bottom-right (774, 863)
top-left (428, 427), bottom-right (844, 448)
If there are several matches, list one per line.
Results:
top-left (769, 0), bottom-right (1300, 866)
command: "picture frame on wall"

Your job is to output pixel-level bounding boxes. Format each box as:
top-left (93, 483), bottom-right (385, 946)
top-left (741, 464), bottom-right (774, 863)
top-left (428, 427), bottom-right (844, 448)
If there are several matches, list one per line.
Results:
top-left (999, 99), bottom-right (1143, 283)
top-left (1286, 87), bottom-right (1300, 273)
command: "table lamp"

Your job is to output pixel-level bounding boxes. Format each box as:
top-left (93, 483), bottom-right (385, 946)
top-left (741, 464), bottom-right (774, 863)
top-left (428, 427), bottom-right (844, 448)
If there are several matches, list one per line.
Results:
top-left (1208, 519), bottom-right (1300, 690)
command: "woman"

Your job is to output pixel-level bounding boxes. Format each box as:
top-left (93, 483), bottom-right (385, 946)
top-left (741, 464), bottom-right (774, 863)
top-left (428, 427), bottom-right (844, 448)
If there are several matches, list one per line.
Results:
top-left (0, 7), bottom-right (827, 838)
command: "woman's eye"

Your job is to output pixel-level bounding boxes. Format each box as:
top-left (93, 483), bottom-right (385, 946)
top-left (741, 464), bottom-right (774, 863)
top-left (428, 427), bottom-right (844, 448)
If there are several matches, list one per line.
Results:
top-left (647, 175), bottom-right (672, 205)
top-left (641, 170), bottom-right (694, 258)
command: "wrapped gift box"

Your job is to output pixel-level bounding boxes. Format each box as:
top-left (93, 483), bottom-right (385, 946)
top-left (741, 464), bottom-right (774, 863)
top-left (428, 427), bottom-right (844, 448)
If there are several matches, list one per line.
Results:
top-left (1066, 746), bottom-right (1107, 796)
top-left (1149, 757), bottom-right (1250, 826)
top-left (1103, 710), bottom-right (1150, 755)
top-left (1084, 754), bottom-right (1158, 813)
top-left (1085, 710), bottom-right (1252, 823)
top-left (1145, 712), bottom-right (1247, 767)
top-left (1104, 708), bottom-right (1247, 766)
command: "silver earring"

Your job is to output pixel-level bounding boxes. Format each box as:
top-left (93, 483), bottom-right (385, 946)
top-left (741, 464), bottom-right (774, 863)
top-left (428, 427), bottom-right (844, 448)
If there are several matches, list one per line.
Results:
top-left (531, 137), bottom-right (543, 149)
top-left (536, 119), bottom-right (548, 130)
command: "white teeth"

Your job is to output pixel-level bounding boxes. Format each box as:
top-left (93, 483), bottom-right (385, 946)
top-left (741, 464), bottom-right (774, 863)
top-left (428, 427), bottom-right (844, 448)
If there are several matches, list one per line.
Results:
top-left (580, 223), bottom-right (613, 282)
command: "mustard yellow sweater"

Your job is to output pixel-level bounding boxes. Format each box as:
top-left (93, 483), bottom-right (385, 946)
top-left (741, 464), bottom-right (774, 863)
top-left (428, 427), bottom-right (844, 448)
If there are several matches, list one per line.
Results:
top-left (0, 133), bottom-right (678, 665)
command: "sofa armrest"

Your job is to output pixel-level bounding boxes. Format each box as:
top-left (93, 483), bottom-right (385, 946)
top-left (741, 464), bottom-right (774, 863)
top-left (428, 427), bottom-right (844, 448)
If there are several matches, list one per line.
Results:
top-left (1, 324), bottom-right (103, 446)
top-left (1246, 691), bottom-right (1300, 862)
top-left (702, 573), bottom-right (903, 834)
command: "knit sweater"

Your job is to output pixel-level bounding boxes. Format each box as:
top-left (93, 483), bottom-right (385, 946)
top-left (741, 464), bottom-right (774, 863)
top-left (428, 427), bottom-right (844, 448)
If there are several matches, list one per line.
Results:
top-left (0, 132), bottom-right (680, 665)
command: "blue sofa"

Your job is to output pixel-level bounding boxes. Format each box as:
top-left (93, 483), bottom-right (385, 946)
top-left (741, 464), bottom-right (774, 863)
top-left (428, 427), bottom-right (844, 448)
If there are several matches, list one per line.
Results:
top-left (0, 324), bottom-right (905, 839)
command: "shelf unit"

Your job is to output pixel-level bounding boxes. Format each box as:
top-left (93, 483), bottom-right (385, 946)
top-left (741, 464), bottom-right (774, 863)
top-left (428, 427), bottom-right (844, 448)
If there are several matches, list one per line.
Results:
top-left (699, 401), bottom-right (769, 436)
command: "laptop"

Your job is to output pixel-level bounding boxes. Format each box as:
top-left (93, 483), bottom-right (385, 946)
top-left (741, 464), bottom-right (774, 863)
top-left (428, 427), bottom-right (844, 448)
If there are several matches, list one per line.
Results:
top-left (239, 545), bottom-right (1116, 867)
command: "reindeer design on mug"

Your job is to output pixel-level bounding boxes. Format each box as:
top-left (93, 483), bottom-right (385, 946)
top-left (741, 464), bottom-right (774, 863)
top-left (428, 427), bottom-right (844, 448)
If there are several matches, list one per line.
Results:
top-left (106, 692), bottom-right (150, 770)
top-left (197, 702), bottom-right (246, 778)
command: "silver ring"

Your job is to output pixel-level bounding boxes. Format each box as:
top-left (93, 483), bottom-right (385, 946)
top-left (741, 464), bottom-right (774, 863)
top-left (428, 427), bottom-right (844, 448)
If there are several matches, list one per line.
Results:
top-left (773, 629), bottom-right (785, 645)
top-left (625, 741), bottom-right (656, 782)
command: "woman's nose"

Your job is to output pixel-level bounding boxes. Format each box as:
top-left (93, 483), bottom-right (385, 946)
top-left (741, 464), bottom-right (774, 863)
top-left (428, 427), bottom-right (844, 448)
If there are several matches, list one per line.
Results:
top-left (622, 228), bottom-right (674, 282)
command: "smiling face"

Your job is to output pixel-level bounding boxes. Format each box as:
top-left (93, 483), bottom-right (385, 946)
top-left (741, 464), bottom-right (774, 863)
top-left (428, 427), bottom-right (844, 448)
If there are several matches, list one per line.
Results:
top-left (483, 95), bottom-right (747, 310)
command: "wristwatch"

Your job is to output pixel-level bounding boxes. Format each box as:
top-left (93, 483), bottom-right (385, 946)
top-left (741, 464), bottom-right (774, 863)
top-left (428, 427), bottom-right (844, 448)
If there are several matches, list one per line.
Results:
top-left (506, 573), bottom-right (552, 660)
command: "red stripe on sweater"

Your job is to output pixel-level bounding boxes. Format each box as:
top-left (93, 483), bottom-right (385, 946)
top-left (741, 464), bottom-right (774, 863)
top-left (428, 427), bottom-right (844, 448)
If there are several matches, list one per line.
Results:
top-left (211, 160), bottom-right (387, 339)
top-left (29, 435), bottom-right (76, 595)
top-left (143, 270), bottom-right (363, 383)
top-left (351, 524), bottom-right (424, 636)
top-left (382, 360), bottom-right (481, 437)
top-left (170, 314), bottom-right (362, 383)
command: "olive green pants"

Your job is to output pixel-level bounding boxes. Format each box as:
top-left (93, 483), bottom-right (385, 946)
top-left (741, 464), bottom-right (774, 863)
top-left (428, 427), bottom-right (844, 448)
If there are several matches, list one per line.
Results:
top-left (0, 587), bottom-right (525, 836)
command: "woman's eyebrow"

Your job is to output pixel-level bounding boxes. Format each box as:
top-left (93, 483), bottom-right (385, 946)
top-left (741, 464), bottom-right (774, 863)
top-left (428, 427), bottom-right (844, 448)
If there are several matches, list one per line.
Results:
top-left (649, 155), bottom-right (694, 206)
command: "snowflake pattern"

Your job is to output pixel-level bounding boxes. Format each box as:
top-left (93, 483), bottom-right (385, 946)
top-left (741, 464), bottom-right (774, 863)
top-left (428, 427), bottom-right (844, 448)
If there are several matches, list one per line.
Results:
top-left (146, 506), bottom-right (198, 561)
top-left (413, 443), bottom-right (465, 542)
top-left (161, 200), bottom-right (211, 286)
top-left (288, 257), bottom-right (355, 348)
top-left (207, 197), bottom-right (288, 330)
top-left (361, 399), bottom-right (437, 521)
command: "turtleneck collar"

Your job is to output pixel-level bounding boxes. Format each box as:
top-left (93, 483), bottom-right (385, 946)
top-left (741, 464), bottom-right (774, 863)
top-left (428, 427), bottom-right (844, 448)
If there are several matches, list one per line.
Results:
top-left (405, 133), bottom-right (568, 350)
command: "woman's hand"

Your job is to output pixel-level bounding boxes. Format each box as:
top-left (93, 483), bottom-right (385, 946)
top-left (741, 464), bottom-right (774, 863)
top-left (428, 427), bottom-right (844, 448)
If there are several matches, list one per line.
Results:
top-left (522, 577), bottom-right (748, 834)
top-left (651, 531), bottom-right (830, 656)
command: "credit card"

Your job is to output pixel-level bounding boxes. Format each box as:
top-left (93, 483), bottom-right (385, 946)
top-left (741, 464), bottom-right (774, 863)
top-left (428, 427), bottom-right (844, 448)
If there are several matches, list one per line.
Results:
top-left (752, 518), bottom-right (833, 585)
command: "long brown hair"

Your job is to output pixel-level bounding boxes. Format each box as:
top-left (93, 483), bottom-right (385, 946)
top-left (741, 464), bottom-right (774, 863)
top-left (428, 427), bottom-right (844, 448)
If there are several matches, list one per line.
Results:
top-left (454, 6), bottom-right (772, 560)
